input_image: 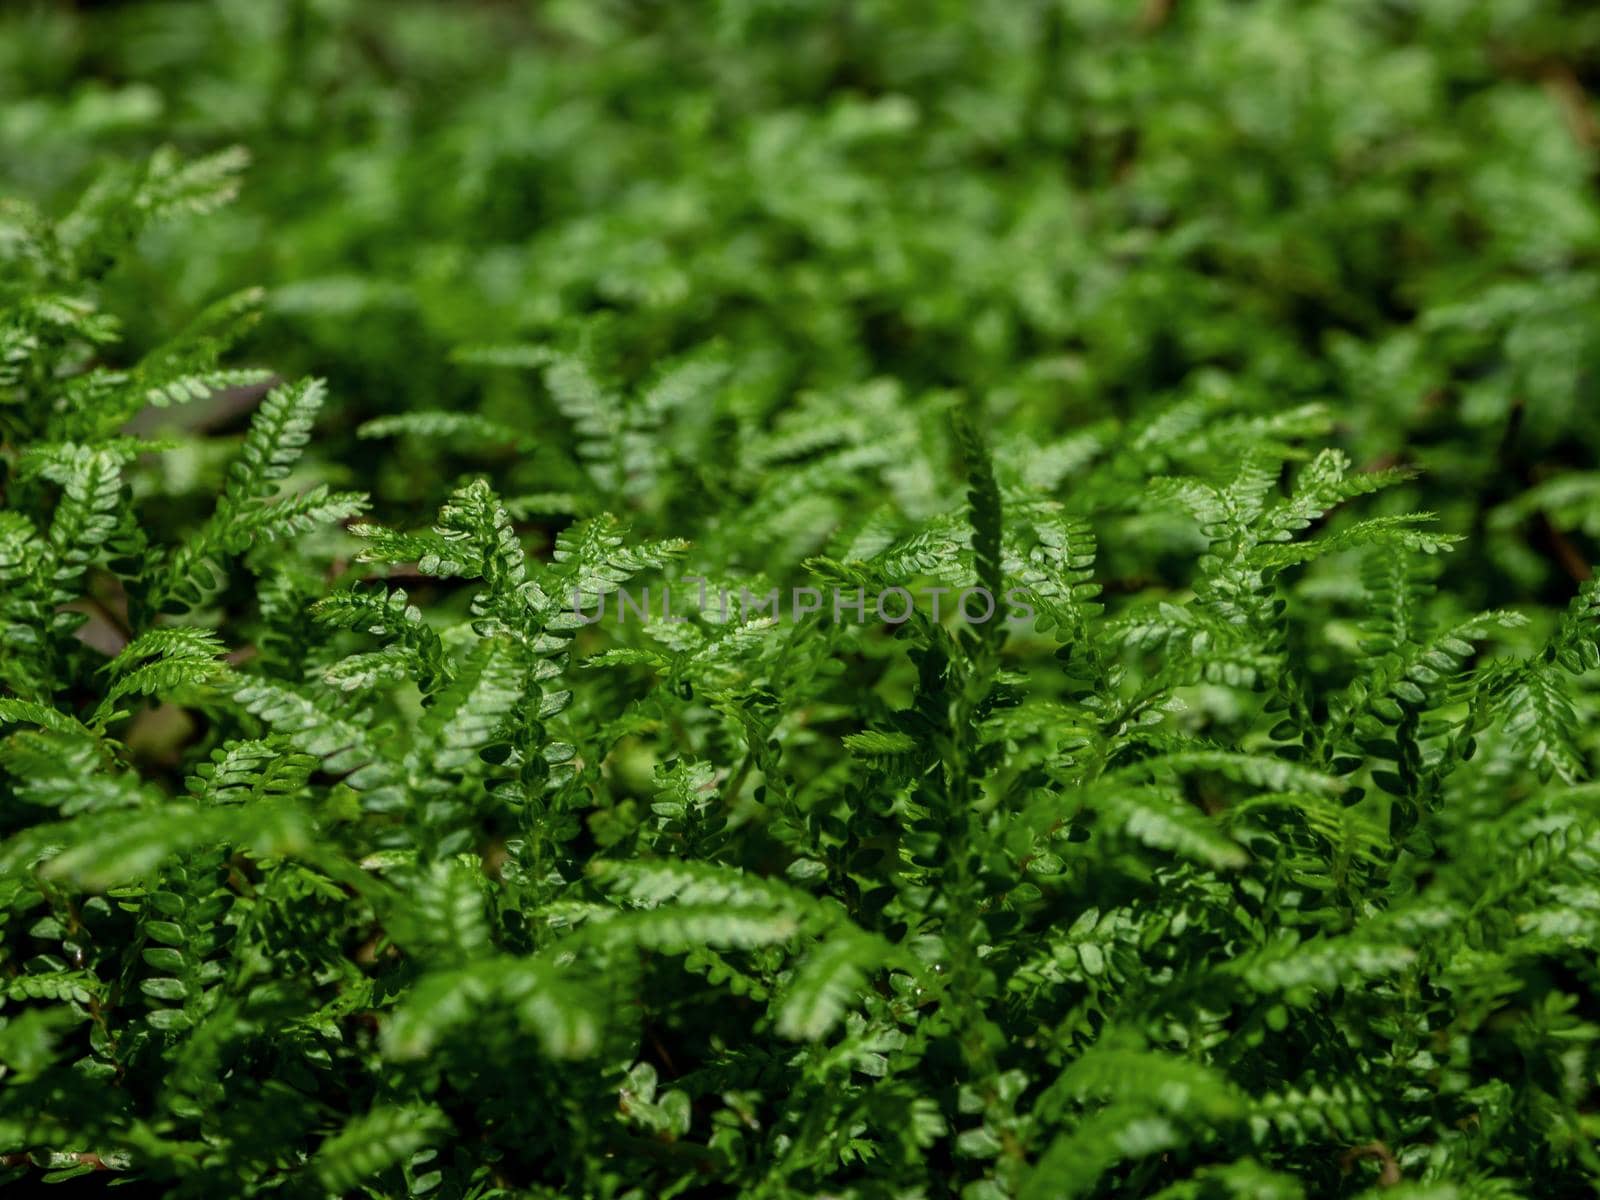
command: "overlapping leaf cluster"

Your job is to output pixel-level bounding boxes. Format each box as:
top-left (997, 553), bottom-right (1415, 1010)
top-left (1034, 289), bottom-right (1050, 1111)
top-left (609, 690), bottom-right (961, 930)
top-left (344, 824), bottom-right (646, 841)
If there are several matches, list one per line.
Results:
top-left (2, 3), bottom-right (1600, 1198)
top-left (2, 155), bottom-right (1599, 1198)
top-left (4, 0), bottom-right (1600, 591)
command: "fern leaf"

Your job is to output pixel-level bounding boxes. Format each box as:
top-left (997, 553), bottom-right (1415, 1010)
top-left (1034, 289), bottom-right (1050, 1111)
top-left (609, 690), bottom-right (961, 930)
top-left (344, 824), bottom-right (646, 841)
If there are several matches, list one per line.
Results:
top-left (315, 1104), bottom-right (446, 1193)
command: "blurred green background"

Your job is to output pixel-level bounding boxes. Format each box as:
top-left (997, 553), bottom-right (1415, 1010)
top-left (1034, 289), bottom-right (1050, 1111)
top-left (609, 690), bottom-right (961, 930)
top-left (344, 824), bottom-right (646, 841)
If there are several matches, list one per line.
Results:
top-left (4, 0), bottom-right (1599, 601)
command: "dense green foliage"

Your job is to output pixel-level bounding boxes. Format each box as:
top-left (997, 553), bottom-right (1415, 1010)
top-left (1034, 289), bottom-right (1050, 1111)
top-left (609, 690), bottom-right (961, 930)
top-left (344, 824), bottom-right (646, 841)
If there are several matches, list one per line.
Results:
top-left (4, 2), bottom-right (1600, 1197)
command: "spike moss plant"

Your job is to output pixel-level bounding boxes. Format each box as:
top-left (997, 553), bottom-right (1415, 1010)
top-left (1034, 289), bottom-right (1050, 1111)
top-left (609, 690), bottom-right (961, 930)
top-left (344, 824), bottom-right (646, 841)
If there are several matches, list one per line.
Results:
top-left (5, 145), bottom-right (1600, 1198)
